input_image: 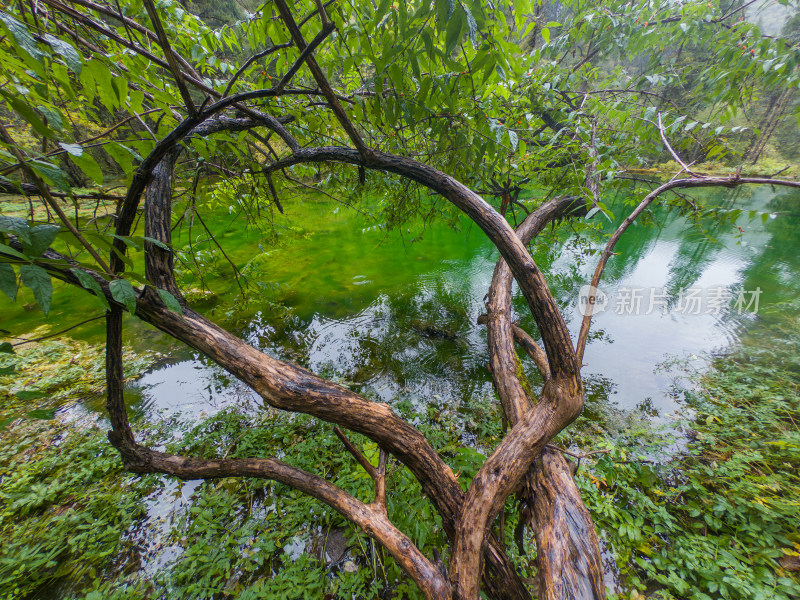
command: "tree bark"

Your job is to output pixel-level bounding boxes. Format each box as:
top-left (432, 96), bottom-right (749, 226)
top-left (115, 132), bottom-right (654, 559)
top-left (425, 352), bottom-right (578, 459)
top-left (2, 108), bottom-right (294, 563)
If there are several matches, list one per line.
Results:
top-left (479, 197), bottom-right (605, 600)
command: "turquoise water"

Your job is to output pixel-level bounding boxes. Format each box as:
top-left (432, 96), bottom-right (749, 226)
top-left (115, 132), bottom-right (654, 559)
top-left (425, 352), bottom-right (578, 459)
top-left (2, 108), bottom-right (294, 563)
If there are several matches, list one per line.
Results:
top-left (3, 182), bottom-right (800, 594)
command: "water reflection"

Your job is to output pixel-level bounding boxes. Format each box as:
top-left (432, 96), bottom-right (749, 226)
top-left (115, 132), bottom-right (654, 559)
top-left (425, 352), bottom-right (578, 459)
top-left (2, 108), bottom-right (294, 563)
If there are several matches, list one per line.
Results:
top-left (117, 185), bottom-right (800, 429)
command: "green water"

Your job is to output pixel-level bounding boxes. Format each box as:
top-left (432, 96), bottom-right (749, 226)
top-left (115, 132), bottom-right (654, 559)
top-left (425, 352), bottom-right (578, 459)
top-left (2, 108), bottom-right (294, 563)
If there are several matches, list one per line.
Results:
top-left (2, 185), bottom-right (800, 423)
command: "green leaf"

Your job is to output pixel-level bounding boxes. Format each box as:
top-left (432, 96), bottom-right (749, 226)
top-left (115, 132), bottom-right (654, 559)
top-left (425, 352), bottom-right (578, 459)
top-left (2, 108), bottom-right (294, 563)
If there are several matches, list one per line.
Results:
top-left (105, 142), bottom-right (142, 178)
top-left (27, 409), bottom-right (56, 420)
top-left (109, 278), bottom-right (137, 315)
top-left (0, 364), bottom-right (15, 375)
top-left (71, 267), bottom-right (110, 311)
top-left (435, 0), bottom-right (455, 25)
top-left (373, 0), bottom-right (391, 27)
top-left (0, 90), bottom-right (55, 139)
top-left (24, 224), bottom-right (60, 257)
top-left (444, 8), bottom-right (465, 56)
top-left (0, 243), bottom-right (30, 261)
top-left (463, 5), bottom-right (478, 48)
top-left (71, 152), bottom-right (104, 185)
top-left (38, 105), bottom-right (63, 132)
top-left (112, 77), bottom-right (129, 105)
top-left (0, 342), bottom-right (14, 353)
top-left (586, 206), bottom-right (601, 219)
top-left (59, 142), bottom-right (84, 156)
top-left (0, 417), bottom-right (15, 430)
top-left (0, 11), bottom-right (45, 63)
top-left (112, 235), bottom-right (141, 250)
top-left (512, 0), bottom-right (529, 31)
top-left (157, 288), bottom-right (183, 316)
top-left (30, 161), bottom-right (69, 191)
top-left (43, 33), bottom-right (82, 74)
top-left (143, 236), bottom-right (171, 252)
top-left (0, 215), bottom-right (32, 245)
top-left (0, 263), bottom-right (15, 301)
top-left (81, 60), bottom-right (116, 110)
top-left (20, 264), bottom-right (52, 315)
top-left (508, 130), bottom-right (518, 151)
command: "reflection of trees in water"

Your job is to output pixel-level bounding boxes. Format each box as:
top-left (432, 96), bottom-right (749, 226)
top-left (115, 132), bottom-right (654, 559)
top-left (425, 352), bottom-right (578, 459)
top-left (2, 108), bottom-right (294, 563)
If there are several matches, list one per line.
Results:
top-left (241, 277), bottom-right (493, 409)
top-left (737, 187), bottom-right (800, 305)
top-left (217, 186), bottom-right (800, 432)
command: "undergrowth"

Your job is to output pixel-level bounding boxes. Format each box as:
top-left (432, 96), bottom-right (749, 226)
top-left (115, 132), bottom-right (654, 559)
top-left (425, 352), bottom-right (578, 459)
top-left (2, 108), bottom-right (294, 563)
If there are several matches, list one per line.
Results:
top-left (577, 311), bottom-right (800, 600)
top-left (1, 318), bottom-right (799, 599)
top-left (0, 422), bottom-right (154, 599)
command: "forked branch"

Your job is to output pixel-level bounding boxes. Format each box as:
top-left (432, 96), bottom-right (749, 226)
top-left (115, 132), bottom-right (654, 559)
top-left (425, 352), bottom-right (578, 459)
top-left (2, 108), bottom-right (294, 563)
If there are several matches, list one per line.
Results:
top-left (334, 427), bottom-right (389, 508)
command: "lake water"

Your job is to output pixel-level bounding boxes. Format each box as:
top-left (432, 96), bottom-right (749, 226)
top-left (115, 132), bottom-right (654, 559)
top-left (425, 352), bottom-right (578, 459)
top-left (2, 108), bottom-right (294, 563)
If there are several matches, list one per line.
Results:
top-left (118, 185), bottom-right (800, 428)
top-left (4, 184), bottom-right (800, 426)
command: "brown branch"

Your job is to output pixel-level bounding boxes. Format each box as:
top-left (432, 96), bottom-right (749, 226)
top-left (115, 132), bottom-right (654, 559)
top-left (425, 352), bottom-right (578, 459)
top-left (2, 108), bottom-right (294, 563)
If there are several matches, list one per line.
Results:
top-left (333, 427), bottom-right (388, 508)
top-left (264, 172), bottom-right (284, 214)
top-left (376, 449), bottom-right (388, 508)
top-left (106, 309), bottom-right (449, 598)
top-left (111, 442), bottom-right (452, 599)
top-left (106, 306), bottom-right (136, 447)
top-left (0, 180), bottom-right (122, 201)
top-left (334, 426), bottom-right (378, 479)
top-left (0, 109), bottom-right (163, 177)
top-left (39, 0), bottom-right (216, 97)
top-left (142, 0), bottom-right (197, 115)
top-left (10, 315), bottom-right (105, 347)
top-left (476, 196), bottom-right (605, 600)
top-left (450, 192), bottom-right (602, 599)
top-left (222, 42), bottom-right (293, 98)
top-left (312, 0), bottom-right (331, 28)
top-left (477, 314), bottom-right (551, 381)
top-left (545, 444), bottom-right (610, 461)
top-left (656, 113), bottom-right (701, 177)
top-left (18, 247), bottom-right (531, 600)
top-left (61, 0), bottom-right (202, 79)
top-left (272, 0), bottom-right (372, 159)
top-left (275, 22), bottom-right (336, 93)
top-left (0, 124), bottom-right (111, 274)
top-left (510, 323), bottom-right (551, 381)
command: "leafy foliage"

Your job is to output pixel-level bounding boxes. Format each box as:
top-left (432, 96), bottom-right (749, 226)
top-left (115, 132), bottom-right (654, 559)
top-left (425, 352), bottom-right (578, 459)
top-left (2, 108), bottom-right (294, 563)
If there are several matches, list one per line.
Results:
top-left (578, 308), bottom-right (800, 600)
top-left (0, 422), bottom-right (154, 599)
top-left (1, 0), bottom-right (799, 598)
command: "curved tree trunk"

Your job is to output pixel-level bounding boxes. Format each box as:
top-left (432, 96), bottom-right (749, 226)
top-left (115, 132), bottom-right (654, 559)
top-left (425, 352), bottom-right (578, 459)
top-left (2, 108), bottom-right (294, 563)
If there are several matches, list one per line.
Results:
top-left (125, 124), bottom-right (533, 600)
top-left (483, 197), bottom-right (606, 600)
